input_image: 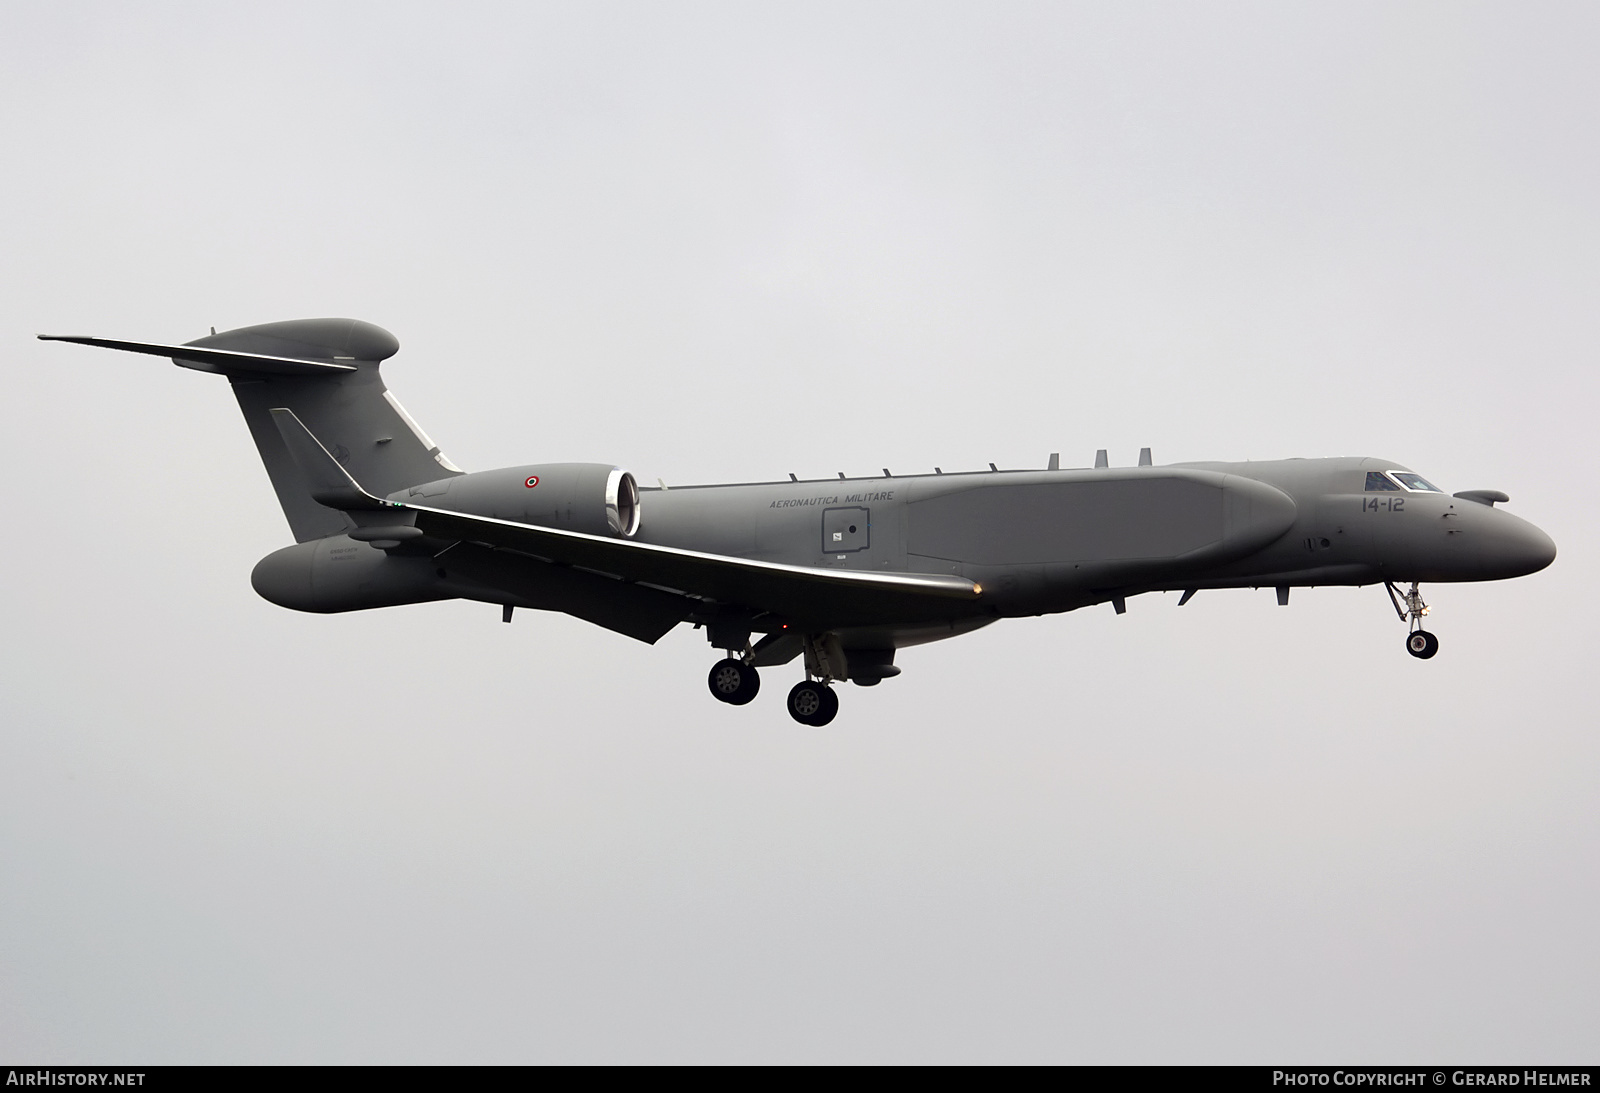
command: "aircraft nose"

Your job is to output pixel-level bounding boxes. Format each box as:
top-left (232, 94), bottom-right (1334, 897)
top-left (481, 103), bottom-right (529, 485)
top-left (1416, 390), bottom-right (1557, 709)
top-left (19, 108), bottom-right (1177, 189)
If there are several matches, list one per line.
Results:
top-left (1516, 520), bottom-right (1558, 574)
top-left (1484, 512), bottom-right (1557, 579)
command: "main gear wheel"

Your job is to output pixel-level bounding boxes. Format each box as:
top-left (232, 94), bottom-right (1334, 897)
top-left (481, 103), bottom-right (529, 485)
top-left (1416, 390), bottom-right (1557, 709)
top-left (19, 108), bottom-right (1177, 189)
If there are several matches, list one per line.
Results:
top-left (786, 680), bottom-right (839, 726)
top-left (707, 658), bottom-right (760, 704)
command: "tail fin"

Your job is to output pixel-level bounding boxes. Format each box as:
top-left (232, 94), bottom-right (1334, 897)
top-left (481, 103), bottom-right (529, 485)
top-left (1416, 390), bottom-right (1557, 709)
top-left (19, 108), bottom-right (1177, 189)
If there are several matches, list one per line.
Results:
top-left (42, 318), bottom-right (462, 541)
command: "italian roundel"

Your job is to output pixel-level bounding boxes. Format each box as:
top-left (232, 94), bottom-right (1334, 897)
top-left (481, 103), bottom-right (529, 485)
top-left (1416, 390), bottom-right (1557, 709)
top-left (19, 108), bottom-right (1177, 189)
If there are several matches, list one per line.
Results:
top-left (525, 476), bottom-right (539, 488)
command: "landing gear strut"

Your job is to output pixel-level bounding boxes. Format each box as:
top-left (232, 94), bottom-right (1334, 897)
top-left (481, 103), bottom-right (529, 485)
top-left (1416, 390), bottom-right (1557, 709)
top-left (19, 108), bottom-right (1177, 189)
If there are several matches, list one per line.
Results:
top-left (707, 658), bottom-right (760, 704)
top-left (1385, 581), bottom-right (1439, 660)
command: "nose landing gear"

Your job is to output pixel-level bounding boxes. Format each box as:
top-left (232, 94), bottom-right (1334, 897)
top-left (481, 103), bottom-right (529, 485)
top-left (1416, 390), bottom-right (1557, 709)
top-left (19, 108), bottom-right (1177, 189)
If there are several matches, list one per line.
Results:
top-left (1385, 581), bottom-right (1440, 659)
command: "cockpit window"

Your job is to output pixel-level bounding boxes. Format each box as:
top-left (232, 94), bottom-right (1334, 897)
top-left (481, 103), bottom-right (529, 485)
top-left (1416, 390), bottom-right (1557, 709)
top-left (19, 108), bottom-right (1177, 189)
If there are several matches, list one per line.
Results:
top-left (1391, 472), bottom-right (1443, 493)
top-left (1365, 471), bottom-right (1401, 492)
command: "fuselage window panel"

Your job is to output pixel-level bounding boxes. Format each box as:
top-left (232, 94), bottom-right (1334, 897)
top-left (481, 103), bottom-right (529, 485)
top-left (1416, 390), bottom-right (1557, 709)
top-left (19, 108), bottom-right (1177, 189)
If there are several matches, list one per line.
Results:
top-left (1365, 471), bottom-right (1401, 492)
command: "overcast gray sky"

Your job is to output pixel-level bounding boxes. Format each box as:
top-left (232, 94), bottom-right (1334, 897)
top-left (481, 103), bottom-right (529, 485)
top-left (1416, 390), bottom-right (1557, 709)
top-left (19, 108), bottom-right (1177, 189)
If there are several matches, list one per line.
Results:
top-left (2, 0), bottom-right (1596, 1063)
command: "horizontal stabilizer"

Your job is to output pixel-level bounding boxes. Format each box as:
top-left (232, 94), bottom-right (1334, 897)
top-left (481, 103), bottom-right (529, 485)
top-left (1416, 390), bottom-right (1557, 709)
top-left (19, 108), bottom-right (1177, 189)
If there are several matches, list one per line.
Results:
top-left (37, 334), bottom-right (358, 377)
top-left (268, 408), bottom-right (389, 511)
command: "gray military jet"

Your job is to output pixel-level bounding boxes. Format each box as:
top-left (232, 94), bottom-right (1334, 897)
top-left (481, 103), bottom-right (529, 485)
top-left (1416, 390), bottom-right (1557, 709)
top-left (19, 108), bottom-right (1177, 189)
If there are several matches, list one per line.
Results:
top-left (41, 317), bottom-right (1556, 725)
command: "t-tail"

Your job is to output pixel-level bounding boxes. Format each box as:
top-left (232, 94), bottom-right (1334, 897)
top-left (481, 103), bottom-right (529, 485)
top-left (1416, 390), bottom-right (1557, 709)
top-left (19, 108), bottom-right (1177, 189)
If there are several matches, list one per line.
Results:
top-left (39, 318), bottom-right (462, 541)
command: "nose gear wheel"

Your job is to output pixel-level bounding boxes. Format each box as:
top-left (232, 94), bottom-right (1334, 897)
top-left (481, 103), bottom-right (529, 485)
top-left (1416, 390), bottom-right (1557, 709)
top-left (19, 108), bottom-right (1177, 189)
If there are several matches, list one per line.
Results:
top-left (1406, 631), bottom-right (1439, 659)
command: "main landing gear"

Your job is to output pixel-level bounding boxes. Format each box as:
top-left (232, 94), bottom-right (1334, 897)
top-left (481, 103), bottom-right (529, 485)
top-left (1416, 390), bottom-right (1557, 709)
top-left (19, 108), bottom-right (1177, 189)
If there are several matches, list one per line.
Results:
top-left (706, 658), bottom-right (841, 725)
top-left (704, 631), bottom-right (847, 725)
top-left (1385, 581), bottom-right (1439, 660)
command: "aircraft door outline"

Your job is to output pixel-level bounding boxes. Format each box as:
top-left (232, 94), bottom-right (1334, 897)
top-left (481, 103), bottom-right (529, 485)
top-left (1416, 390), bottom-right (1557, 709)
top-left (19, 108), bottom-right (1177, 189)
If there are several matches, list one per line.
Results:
top-left (822, 506), bottom-right (870, 554)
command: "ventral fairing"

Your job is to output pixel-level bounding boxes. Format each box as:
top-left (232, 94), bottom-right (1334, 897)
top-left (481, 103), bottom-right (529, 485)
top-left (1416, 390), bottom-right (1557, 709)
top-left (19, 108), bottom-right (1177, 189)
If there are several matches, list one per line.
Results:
top-left (42, 318), bottom-right (1556, 725)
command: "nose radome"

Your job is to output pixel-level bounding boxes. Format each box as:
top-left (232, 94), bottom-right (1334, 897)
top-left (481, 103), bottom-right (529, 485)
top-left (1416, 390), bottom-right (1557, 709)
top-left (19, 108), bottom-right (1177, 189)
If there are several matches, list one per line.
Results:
top-left (1488, 512), bottom-right (1557, 579)
top-left (1519, 520), bottom-right (1557, 574)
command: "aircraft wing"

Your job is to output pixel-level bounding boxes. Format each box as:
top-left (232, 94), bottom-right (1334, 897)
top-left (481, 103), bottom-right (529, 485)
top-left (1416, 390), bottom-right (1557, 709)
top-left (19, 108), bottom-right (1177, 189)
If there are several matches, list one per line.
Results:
top-left (268, 407), bottom-right (985, 630)
top-left (407, 503), bottom-right (985, 629)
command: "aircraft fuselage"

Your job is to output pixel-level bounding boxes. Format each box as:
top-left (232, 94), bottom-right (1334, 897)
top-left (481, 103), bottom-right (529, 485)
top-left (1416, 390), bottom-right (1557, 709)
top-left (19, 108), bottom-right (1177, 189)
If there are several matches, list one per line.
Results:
top-left (604, 455), bottom-right (1555, 619)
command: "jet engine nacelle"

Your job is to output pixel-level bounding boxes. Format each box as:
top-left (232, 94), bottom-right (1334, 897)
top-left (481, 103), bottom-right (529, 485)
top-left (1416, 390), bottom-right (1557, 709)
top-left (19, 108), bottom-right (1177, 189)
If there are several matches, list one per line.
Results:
top-left (393, 463), bottom-right (641, 538)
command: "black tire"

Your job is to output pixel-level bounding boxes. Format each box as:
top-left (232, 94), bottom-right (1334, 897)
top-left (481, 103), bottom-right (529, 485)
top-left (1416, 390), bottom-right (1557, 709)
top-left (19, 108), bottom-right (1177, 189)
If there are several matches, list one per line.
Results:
top-left (1406, 630), bottom-right (1439, 659)
top-left (786, 680), bottom-right (837, 725)
top-left (813, 685), bottom-right (839, 726)
top-left (708, 658), bottom-right (760, 705)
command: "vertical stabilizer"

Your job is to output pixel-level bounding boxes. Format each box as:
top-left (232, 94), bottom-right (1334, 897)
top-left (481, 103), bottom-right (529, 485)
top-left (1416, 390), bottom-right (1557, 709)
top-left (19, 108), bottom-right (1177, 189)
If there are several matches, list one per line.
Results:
top-left (43, 318), bottom-right (464, 542)
top-left (186, 318), bottom-right (463, 541)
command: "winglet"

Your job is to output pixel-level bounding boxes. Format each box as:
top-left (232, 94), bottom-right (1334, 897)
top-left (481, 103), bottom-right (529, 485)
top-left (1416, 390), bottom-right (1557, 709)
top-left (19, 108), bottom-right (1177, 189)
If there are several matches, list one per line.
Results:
top-left (269, 408), bottom-right (389, 510)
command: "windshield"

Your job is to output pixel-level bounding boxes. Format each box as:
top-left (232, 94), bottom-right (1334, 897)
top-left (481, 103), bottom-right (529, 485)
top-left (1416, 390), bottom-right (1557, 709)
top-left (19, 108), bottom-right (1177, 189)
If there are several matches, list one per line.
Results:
top-left (1391, 472), bottom-right (1443, 493)
top-left (1365, 471), bottom-right (1401, 492)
